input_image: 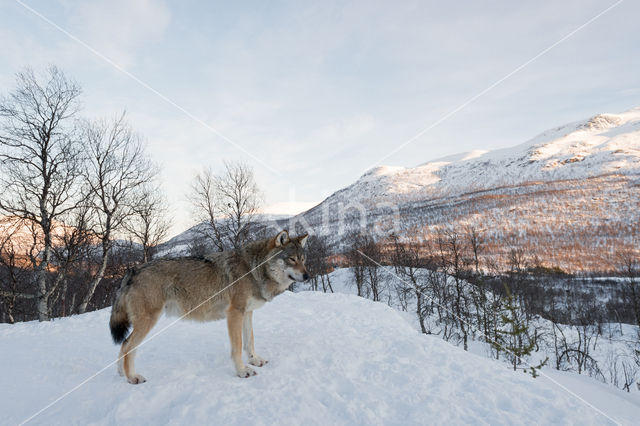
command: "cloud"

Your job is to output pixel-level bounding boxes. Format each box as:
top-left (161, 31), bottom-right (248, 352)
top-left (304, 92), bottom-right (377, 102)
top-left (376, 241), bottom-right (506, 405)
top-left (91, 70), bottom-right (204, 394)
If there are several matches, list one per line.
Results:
top-left (67, 0), bottom-right (171, 68)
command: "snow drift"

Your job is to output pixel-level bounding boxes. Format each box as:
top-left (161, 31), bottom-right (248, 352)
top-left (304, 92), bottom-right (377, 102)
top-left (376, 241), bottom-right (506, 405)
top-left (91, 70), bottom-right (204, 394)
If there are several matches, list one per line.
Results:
top-left (1, 292), bottom-right (637, 425)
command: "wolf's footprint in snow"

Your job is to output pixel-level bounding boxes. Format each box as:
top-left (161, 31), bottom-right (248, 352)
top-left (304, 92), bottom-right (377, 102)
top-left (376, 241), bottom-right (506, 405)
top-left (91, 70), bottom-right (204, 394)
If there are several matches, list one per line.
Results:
top-left (237, 366), bottom-right (257, 378)
top-left (249, 356), bottom-right (268, 367)
top-left (127, 374), bottom-right (146, 384)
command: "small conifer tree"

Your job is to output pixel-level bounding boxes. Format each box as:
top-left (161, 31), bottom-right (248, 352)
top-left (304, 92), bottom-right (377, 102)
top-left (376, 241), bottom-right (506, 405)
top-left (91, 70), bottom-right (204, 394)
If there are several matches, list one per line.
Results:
top-left (491, 285), bottom-right (547, 377)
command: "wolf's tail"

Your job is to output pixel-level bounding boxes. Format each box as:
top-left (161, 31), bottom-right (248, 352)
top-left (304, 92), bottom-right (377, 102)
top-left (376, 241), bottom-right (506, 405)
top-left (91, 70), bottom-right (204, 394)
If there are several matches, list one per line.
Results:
top-left (109, 269), bottom-right (133, 344)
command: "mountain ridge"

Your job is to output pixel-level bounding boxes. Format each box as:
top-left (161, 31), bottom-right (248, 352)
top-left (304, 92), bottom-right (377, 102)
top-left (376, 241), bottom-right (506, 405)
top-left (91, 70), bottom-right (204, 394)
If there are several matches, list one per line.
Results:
top-left (163, 108), bottom-right (640, 272)
top-left (336, 107), bottom-right (640, 205)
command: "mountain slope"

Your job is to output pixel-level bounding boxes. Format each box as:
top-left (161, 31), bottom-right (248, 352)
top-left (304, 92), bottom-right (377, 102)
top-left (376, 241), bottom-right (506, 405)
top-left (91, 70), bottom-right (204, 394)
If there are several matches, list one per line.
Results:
top-left (1, 292), bottom-right (637, 425)
top-left (325, 108), bottom-right (640, 207)
top-left (160, 108), bottom-right (640, 271)
top-left (286, 108), bottom-right (640, 271)
top-left (156, 213), bottom-right (295, 256)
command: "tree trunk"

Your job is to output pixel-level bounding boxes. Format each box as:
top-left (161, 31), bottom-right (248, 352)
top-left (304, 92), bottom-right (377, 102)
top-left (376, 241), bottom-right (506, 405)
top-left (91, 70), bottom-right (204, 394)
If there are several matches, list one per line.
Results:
top-left (77, 247), bottom-right (110, 314)
top-left (6, 295), bottom-right (16, 324)
top-left (35, 244), bottom-right (52, 321)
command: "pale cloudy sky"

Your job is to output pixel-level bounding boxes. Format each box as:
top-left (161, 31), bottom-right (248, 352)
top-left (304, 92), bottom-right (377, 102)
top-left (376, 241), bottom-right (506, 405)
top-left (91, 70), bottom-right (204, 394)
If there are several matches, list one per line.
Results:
top-left (1, 0), bottom-right (639, 237)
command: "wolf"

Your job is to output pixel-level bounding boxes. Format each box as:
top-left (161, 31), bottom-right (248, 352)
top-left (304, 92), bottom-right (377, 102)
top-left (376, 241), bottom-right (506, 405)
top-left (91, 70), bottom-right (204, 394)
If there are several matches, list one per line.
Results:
top-left (109, 230), bottom-right (309, 384)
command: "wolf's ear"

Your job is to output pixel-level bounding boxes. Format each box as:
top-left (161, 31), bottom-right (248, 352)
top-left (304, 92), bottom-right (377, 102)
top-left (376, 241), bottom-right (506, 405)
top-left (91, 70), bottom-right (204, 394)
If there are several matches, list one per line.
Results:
top-left (298, 234), bottom-right (308, 248)
top-left (275, 230), bottom-right (289, 247)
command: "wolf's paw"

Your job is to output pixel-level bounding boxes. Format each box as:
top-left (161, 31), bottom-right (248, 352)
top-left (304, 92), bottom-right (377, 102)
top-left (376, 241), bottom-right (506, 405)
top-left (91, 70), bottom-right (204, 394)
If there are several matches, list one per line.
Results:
top-left (236, 366), bottom-right (257, 378)
top-left (249, 355), bottom-right (268, 367)
top-left (127, 374), bottom-right (147, 384)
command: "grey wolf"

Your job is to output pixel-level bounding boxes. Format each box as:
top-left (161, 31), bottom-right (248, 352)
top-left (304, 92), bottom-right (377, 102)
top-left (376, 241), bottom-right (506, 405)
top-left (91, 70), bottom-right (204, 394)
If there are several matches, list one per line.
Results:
top-left (109, 230), bottom-right (309, 384)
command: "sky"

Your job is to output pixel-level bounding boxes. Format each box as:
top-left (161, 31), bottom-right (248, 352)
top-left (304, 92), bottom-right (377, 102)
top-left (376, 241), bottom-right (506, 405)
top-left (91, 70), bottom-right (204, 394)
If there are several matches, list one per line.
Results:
top-left (1, 0), bottom-right (639, 238)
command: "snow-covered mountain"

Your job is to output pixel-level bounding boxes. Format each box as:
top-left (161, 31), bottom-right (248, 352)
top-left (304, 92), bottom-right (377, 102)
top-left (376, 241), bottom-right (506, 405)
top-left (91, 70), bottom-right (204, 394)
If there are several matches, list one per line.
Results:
top-left (285, 108), bottom-right (640, 271)
top-left (156, 213), bottom-right (295, 257)
top-left (297, 107), bottom-right (639, 222)
top-left (1, 291), bottom-right (637, 424)
top-left (324, 108), bottom-right (640, 208)
top-left (258, 201), bottom-right (320, 216)
top-left (162, 108), bottom-right (640, 271)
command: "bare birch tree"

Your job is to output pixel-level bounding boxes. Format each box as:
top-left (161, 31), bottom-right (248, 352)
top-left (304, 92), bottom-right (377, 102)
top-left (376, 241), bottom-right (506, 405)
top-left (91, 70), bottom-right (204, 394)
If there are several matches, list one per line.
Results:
top-left (0, 218), bottom-right (35, 323)
top-left (190, 161), bottom-right (261, 251)
top-left (0, 66), bottom-right (83, 321)
top-left (345, 231), bottom-right (367, 297)
top-left (437, 230), bottom-right (472, 350)
top-left (617, 249), bottom-right (640, 330)
top-left (77, 113), bottom-right (156, 313)
top-left (306, 235), bottom-right (334, 293)
top-left (124, 184), bottom-right (171, 263)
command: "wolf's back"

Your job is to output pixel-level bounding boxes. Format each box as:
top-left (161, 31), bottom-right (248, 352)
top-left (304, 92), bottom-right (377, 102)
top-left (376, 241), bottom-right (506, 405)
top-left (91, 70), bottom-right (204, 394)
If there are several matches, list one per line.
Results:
top-left (109, 269), bottom-right (133, 344)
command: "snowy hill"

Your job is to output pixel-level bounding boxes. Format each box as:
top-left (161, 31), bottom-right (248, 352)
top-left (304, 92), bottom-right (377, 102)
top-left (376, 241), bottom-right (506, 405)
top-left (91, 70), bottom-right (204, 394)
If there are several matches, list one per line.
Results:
top-left (1, 292), bottom-right (638, 425)
top-left (285, 108), bottom-right (640, 271)
top-left (156, 213), bottom-right (292, 257)
top-left (324, 108), bottom-right (640, 207)
top-left (159, 108), bottom-right (640, 270)
top-left (159, 108), bottom-right (640, 273)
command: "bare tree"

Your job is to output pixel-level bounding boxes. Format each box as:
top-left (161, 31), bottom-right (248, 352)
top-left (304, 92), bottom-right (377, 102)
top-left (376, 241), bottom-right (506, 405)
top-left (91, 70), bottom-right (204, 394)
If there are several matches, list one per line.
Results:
top-left (617, 249), bottom-right (640, 331)
top-left (0, 66), bottom-right (83, 321)
top-left (77, 113), bottom-right (156, 314)
top-left (305, 235), bottom-right (327, 291)
top-left (437, 230), bottom-right (472, 350)
top-left (0, 217), bottom-right (36, 322)
top-left (190, 161), bottom-right (262, 251)
top-left (466, 225), bottom-right (483, 275)
top-left (124, 184), bottom-right (171, 263)
top-left (464, 227), bottom-right (492, 338)
top-left (306, 235), bottom-right (334, 292)
top-left (49, 203), bottom-right (93, 317)
top-left (345, 231), bottom-right (368, 297)
top-left (359, 234), bottom-right (384, 301)
top-left (190, 168), bottom-right (224, 251)
top-left (620, 358), bottom-right (638, 392)
top-left (390, 234), bottom-right (430, 333)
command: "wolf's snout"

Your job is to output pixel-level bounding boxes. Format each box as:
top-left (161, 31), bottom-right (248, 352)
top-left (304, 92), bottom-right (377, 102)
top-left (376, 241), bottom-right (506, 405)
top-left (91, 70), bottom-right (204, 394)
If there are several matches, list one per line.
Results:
top-left (303, 272), bottom-right (310, 281)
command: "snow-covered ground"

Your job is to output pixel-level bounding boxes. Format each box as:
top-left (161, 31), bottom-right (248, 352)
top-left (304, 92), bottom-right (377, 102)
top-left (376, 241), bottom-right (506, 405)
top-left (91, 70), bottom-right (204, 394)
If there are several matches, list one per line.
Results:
top-left (306, 267), bottom-right (640, 413)
top-left (1, 291), bottom-right (639, 425)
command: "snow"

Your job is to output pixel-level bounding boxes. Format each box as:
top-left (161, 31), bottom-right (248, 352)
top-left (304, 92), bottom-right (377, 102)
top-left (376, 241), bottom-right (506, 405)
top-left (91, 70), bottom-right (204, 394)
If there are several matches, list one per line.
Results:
top-left (425, 149), bottom-right (489, 164)
top-left (321, 267), bottom-right (640, 380)
top-left (544, 369), bottom-right (640, 422)
top-left (306, 106), bottom-right (640, 213)
top-left (256, 107), bottom-right (640, 266)
top-left (158, 107), bottom-right (640, 267)
top-left (258, 201), bottom-right (320, 217)
top-left (1, 291), bottom-right (638, 425)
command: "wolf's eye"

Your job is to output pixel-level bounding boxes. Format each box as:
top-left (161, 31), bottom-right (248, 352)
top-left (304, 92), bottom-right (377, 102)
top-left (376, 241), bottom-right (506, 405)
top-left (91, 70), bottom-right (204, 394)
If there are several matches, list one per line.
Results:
top-left (288, 257), bottom-right (296, 263)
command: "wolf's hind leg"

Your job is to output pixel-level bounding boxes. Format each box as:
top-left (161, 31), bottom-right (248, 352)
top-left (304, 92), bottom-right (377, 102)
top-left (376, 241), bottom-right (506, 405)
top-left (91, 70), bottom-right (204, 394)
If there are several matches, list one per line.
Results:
top-left (243, 311), bottom-right (267, 367)
top-left (121, 309), bottom-right (162, 384)
top-left (227, 307), bottom-right (256, 378)
top-left (117, 355), bottom-right (125, 376)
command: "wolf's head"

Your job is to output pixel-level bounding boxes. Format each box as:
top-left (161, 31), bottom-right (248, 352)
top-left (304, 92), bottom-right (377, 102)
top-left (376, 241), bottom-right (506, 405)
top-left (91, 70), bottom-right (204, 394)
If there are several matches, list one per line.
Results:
top-left (269, 230), bottom-right (309, 285)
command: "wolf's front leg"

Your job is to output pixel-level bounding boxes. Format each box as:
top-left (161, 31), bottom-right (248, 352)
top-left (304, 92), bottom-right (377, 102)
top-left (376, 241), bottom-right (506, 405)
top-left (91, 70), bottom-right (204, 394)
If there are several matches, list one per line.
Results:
top-left (227, 307), bottom-right (256, 378)
top-left (243, 311), bottom-right (268, 367)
